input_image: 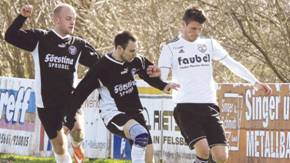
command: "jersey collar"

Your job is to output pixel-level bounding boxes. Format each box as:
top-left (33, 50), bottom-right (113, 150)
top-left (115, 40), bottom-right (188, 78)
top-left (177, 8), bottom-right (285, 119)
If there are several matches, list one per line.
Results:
top-left (179, 34), bottom-right (200, 44)
top-left (105, 53), bottom-right (125, 65)
top-left (51, 29), bottom-right (71, 40)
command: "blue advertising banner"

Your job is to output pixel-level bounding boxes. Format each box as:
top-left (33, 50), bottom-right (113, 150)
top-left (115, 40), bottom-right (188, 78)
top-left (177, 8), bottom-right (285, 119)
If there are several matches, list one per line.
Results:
top-left (113, 134), bottom-right (131, 160)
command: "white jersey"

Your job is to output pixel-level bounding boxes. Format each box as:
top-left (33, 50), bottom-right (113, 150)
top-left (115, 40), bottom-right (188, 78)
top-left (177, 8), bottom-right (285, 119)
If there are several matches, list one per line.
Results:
top-left (158, 36), bottom-right (229, 104)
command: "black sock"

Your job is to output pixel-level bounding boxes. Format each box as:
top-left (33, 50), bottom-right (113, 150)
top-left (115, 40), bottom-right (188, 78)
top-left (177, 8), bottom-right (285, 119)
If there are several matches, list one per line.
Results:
top-left (194, 155), bottom-right (209, 163)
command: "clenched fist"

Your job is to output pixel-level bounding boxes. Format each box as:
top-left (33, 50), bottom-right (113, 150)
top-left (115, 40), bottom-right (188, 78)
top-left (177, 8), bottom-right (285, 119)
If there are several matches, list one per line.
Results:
top-left (20, 5), bottom-right (33, 17)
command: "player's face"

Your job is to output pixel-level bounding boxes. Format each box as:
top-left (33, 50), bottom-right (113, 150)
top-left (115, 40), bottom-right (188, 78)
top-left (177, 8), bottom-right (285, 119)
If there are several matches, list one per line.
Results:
top-left (121, 41), bottom-right (137, 62)
top-left (53, 7), bottom-right (76, 35)
top-left (182, 20), bottom-right (203, 42)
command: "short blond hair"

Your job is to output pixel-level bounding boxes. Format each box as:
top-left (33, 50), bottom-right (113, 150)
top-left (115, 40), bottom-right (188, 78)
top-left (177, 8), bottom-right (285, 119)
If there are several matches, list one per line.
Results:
top-left (53, 3), bottom-right (75, 16)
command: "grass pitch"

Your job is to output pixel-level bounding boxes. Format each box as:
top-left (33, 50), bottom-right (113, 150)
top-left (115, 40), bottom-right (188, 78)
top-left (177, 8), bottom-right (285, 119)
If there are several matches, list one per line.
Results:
top-left (0, 153), bottom-right (131, 163)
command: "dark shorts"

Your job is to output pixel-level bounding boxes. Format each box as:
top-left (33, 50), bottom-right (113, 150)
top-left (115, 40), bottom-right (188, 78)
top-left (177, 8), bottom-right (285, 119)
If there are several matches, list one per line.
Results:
top-left (38, 107), bottom-right (82, 139)
top-left (107, 112), bottom-right (153, 145)
top-left (173, 103), bottom-right (228, 149)
top-left (37, 107), bottom-right (65, 139)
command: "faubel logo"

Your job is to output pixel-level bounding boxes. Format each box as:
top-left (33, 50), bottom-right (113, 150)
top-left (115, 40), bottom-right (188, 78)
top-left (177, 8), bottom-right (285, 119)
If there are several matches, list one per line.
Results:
top-left (178, 54), bottom-right (210, 66)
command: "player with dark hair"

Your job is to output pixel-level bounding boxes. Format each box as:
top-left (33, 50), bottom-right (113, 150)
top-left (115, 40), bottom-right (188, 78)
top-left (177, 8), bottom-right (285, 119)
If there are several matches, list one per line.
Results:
top-left (66, 31), bottom-right (179, 163)
top-left (158, 6), bottom-right (272, 163)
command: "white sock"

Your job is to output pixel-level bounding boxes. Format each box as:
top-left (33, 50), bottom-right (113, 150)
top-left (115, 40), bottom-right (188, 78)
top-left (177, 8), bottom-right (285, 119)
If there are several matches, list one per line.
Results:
top-left (131, 144), bottom-right (145, 163)
top-left (54, 152), bottom-right (72, 163)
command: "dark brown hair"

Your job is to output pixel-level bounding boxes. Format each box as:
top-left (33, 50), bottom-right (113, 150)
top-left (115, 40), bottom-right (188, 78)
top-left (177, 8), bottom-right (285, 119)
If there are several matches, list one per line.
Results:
top-left (183, 6), bottom-right (206, 24)
top-left (114, 31), bottom-right (136, 49)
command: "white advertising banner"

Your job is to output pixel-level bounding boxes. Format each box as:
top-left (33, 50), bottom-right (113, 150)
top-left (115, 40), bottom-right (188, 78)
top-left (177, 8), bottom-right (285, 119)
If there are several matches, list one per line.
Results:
top-left (0, 77), bottom-right (38, 155)
top-left (37, 89), bottom-right (109, 159)
top-left (0, 77), bottom-right (108, 158)
top-left (137, 80), bottom-right (194, 163)
top-left (1, 77), bottom-right (289, 163)
top-left (140, 95), bottom-right (194, 163)
top-left (81, 90), bottom-right (109, 158)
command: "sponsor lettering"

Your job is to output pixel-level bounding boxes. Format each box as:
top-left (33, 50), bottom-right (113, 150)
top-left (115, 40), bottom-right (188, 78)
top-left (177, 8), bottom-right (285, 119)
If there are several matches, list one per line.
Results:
top-left (0, 133), bottom-right (30, 147)
top-left (177, 54), bottom-right (210, 69)
top-left (114, 81), bottom-right (136, 97)
top-left (0, 88), bottom-right (32, 123)
top-left (245, 89), bottom-right (282, 127)
top-left (44, 54), bottom-right (74, 70)
top-left (153, 135), bottom-right (187, 146)
top-left (246, 130), bottom-right (290, 158)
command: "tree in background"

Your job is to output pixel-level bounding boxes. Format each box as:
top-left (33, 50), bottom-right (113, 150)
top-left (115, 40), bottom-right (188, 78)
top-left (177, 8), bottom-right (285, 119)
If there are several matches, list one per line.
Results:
top-left (197, 0), bottom-right (290, 82)
top-left (0, 0), bottom-right (289, 82)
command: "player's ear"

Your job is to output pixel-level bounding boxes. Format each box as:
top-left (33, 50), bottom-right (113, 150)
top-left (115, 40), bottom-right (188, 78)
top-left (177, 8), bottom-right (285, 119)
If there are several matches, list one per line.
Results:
top-left (181, 21), bottom-right (186, 27)
top-left (52, 14), bottom-right (59, 25)
top-left (116, 45), bottom-right (124, 51)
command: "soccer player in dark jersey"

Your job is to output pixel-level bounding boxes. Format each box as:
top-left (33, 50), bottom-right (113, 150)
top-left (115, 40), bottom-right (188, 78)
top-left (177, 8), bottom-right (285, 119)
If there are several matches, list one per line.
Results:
top-left (158, 6), bottom-right (272, 163)
top-left (65, 31), bottom-right (179, 163)
top-left (4, 3), bottom-right (100, 163)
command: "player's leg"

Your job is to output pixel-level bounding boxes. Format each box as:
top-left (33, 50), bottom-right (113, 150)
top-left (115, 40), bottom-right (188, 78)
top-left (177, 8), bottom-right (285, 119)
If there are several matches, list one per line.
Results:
top-left (106, 113), bottom-right (149, 163)
top-left (193, 139), bottom-right (210, 163)
top-left (70, 110), bottom-right (85, 163)
top-left (131, 112), bottom-right (154, 163)
top-left (38, 108), bottom-right (72, 163)
top-left (145, 144), bottom-right (154, 163)
top-left (123, 119), bottom-right (149, 163)
top-left (173, 104), bottom-right (210, 163)
top-left (51, 129), bottom-right (72, 163)
top-left (205, 104), bottom-right (228, 163)
top-left (210, 145), bottom-right (228, 163)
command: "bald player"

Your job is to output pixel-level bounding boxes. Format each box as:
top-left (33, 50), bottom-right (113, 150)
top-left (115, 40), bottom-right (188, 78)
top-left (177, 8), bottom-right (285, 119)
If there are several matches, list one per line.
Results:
top-left (5, 3), bottom-right (100, 163)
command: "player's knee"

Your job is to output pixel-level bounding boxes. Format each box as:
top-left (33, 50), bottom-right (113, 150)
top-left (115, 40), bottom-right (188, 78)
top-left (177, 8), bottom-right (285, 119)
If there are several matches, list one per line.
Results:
top-left (51, 131), bottom-right (67, 155)
top-left (129, 124), bottom-right (149, 148)
top-left (70, 128), bottom-right (84, 143)
top-left (196, 147), bottom-right (210, 159)
top-left (212, 152), bottom-right (228, 163)
top-left (53, 143), bottom-right (66, 155)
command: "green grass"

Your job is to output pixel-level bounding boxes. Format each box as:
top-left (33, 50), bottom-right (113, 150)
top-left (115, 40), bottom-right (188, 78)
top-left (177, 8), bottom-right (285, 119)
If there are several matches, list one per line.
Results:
top-left (0, 153), bottom-right (131, 163)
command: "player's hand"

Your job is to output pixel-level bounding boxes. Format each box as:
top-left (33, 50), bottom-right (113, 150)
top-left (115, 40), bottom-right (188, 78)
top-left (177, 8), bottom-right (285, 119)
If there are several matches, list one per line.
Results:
top-left (163, 83), bottom-right (180, 94)
top-left (146, 65), bottom-right (161, 78)
top-left (254, 81), bottom-right (272, 95)
top-left (20, 5), bottom-right (33, 17)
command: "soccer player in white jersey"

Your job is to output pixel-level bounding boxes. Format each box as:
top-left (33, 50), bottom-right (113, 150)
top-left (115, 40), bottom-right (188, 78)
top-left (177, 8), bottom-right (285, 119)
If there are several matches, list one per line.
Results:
top-left (158, 6), bottom-right (272, 163)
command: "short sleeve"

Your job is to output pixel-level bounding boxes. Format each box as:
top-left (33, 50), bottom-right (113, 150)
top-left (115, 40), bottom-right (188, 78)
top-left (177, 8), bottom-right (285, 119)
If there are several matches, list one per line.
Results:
top-left (158, 44), bottom-right (173, 69)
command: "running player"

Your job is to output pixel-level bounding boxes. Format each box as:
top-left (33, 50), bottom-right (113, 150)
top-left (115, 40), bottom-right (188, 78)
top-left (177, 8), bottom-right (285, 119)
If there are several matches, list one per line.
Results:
top-left (66, 31), bottom-right (179, 163)
top-left (158, 6), bottom-right (272, 163)
top-left (5, 3), bottom-right (100, 163)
